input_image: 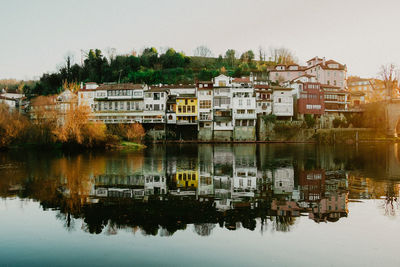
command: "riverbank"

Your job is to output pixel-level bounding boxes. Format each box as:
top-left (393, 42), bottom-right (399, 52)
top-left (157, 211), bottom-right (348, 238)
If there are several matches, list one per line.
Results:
top-left (150, 128), bottom-right (399, 144)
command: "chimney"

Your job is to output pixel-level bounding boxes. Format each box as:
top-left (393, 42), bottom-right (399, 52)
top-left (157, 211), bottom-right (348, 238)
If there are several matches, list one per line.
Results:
top-left (80, 82), bottom-right (83, 89)
top-left (323, 57), bottom-right (326, 65)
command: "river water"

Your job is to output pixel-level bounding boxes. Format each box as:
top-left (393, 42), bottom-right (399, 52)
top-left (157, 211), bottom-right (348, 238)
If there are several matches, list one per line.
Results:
top-left (1, 144), bottom-right (400, 266)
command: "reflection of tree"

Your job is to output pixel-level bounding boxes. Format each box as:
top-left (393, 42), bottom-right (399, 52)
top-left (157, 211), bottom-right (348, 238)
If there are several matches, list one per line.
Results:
top-left (271, 216), bottom-right (297, 232)
top-left (380, 181), bottom-right (399, 217)
top-left (194, 223), bottom-right (216, 236)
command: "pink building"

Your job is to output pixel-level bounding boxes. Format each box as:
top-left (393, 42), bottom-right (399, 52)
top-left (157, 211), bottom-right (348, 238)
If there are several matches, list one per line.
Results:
top-left (269, 57), bottom-right (347, 90)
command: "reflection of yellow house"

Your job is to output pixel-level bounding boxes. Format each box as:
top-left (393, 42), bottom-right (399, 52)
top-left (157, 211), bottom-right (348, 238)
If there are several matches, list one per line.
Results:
top-left (175, 170), bottom-right (198, 188)
top-left (176, 96), bottom-right (197, 124)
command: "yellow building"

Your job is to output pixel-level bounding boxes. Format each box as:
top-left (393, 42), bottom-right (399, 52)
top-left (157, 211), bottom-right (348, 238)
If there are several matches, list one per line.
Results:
top-left (348, 77), bottom-right (400, 103)
top-left (349, 91), bottom-right (366, 108)
top-left (176, 95), bottom-right (197, 124)
top-left (175, 170), bottom-right (198, 188)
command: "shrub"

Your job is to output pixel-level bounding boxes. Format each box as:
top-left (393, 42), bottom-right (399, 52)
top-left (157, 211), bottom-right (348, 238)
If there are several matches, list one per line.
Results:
top-left (274, 122), bottom-right (302, 139)
top-left (332, 118), bottom-right (348, 128)
top-left (261, 114), bottom-right (277, 125)
top-left (0, 104), bottom-right (30, 148)
top-left (304, 114), bottom-right (316, 128)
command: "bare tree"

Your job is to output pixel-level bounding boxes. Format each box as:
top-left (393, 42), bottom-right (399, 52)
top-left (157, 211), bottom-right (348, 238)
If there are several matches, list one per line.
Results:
top-left (269, 46), bottom-right (298, 65)
top-left (194, 45), bottom-right (213, 57)
top-left (105, 47), bottom-right (117, 62)
top-left (379, 64), bottom-right (399, 100)
top-left (258, 46), bottom-right (266, 62)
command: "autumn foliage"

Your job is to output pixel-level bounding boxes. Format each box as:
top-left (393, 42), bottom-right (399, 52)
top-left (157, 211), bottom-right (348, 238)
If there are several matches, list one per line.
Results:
top-left (54, 106), bottom-right (108, 147)
top-left (1, 93), bottom-right (147, 148)
top-left (0, 104), bottom-right (30, 148)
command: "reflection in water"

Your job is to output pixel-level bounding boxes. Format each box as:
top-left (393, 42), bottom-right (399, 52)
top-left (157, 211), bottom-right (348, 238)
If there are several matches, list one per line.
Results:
top-left (1, 144), bottom-right (400, 236)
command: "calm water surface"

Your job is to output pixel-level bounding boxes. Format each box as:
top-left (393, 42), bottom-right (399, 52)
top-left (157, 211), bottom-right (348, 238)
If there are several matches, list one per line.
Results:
top-left (1, 144), bottom-right (400, 266)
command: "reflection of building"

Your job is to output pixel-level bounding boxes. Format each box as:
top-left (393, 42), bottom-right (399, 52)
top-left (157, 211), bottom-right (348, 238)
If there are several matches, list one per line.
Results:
top-left (309, 192), bottom-right (348, 223)
top-left (175, 170), bottom-right (198, 188)
top-left (299, 170), bottom-right (325, 202)
top-left (271, 200), bottom-right (301, 217)
top-left (273, 168), bottom-right (294, 195)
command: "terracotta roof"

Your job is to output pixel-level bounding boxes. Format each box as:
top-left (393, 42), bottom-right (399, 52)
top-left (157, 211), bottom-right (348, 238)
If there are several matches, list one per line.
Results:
top-left (305, 61), bottom-right (346, 71)
top-left (233, 77), bottom-right (250, 83)
top-left (307, 57), bottom-right (323, 62)
top-left (271, 86), bottom-right (292, 91)
top-left (96, 83), bottom-right (144, 90)
top-left (254, 85), bottom-right (270, 89)
top-left (320, 84), bottom-right (341, 89)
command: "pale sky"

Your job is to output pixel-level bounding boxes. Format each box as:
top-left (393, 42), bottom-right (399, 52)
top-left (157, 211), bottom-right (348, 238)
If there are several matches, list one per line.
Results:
top-left (1, 0), bottom-right (399, 80)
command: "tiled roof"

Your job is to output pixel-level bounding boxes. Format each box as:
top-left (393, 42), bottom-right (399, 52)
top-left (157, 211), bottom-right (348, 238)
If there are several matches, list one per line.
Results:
top-left (233, 77), bottom-right (250, 83)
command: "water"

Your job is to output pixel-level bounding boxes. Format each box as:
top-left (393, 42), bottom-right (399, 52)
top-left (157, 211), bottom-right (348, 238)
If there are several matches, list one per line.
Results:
top-left (1, 144), bottom-right (400, 266)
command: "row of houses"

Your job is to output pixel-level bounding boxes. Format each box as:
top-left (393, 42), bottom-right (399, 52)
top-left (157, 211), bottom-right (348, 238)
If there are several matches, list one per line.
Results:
top-left (74, 57), bottom-right (352, 140)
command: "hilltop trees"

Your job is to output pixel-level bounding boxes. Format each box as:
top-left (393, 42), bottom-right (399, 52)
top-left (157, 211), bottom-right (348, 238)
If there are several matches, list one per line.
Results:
top-left (29, 45), bottom-right (282, 96)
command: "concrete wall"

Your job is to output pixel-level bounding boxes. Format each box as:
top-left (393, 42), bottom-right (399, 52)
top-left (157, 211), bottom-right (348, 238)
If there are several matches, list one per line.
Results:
top-left (315, 128), bottom-right (386, 144)
top-left (257, 118), bottom-right (315, 142)
top-left (198, 128), bottom-right (213, 141)
top-left (233, 126), bottom-right (256, 141)
top-left (213, 130), bottom-right (233, 142)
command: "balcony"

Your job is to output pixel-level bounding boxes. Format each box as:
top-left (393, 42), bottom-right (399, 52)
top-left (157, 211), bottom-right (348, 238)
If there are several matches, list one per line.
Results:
top-left (176, 120), bottom-right (197, 125)
top-left (142, 118), bottom-right (165, 124)
top-left (234, 113), bottom-right (257, 119)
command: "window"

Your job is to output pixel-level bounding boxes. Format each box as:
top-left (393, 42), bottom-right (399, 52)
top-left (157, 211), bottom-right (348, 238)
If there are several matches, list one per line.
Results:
top-left (192, 106), bottom-right (195, 113)
top-left (246, 99), bottom-right (251, 106)
top-left (239, 99), bottom-right (243, 106)
top-left (200, 100), bottom-right (211, 109)
top-left (249, 120), bottom-right (254, 126)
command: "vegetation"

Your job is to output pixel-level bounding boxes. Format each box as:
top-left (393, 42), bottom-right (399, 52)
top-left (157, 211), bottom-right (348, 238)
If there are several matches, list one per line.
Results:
top-left (304, 114), bottom-right (316, 128)
top-left (16, 46), bottom-right (298, 97)
top-left (0, 100), bottom-right (145, 150)
top-left (273, 122), bottom-right (302, 139)
top-left (261, 114), bottom-right (277, 125)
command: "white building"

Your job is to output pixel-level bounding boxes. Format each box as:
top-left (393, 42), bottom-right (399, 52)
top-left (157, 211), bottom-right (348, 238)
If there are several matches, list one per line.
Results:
top-left (197, 81), bottom-right (213, 129)
top-left (213, 79), bottom-right (233, 132)
top-left (232, 86), bottom-right (256, 127)
top-left (143, 87), bottom-right (168, 123)
top-left (254, 85), bottom-right (273, 115)
top-left (272, 86), bottom-right (294, 118)
top-left (78, 83), bottom-right (149, 124)
top-left (213, 74), bottom-right (232, 87)
top-left (273, 167), bottom-right (295, 195)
